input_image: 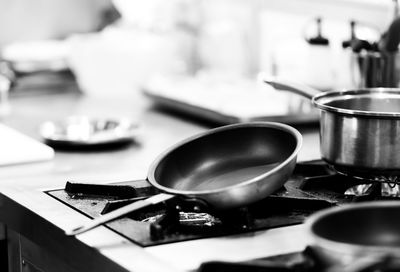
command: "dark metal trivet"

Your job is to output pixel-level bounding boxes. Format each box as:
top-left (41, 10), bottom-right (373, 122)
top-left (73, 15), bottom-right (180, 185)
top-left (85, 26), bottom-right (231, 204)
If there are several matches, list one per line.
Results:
top-left (46, 160), bottom-right (400, 247)
top-left (46, 182), bottom-right (333, 246)
top-left (293, 161), bottom-right (400, 203)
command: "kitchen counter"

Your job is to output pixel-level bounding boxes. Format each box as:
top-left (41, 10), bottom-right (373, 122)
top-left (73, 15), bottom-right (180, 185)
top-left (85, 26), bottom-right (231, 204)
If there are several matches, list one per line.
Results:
top-left (0, 84), bottom-right (321, 272)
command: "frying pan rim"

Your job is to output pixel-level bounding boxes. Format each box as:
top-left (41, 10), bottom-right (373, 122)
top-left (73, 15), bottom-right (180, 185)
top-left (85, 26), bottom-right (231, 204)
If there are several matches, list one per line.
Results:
top-left (146, 121), bottom-right (302, 196)
top-left (312, 88), bottom-right (400, 118)
top-left (305, 201), bottom-right (400, 254)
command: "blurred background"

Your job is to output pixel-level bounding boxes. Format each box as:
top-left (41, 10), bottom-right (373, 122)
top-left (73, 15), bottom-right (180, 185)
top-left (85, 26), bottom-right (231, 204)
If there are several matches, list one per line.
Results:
top-left (0, 0), bottom-right (398, 122)
top-left (1, 2), bottom-right (400, 271)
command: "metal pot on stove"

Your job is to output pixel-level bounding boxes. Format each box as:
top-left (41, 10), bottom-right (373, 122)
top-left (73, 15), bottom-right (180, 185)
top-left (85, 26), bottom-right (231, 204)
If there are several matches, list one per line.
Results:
top-left (264, 76), bottom-right (400, 180)
top-left (305, 201), bottom-right (400, 271)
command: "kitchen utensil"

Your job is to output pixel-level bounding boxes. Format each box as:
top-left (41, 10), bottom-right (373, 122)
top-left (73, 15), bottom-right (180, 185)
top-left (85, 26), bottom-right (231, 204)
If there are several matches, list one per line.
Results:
top-left (305, 201), bottom-right (400, 269)
top-left (264, 77), bottom-right (400, 178)
top-left (306, 17), bottom-right (329, 45)
top-left (348, 16), bottom-right (400, 88)
top-left (39, 116), bottom-right (138, 147)
top-left (352, 15), bottom-right (400, 88)
top-left (342, 21), bottom-right (374, 53)
top-left (350, 50), bottom-right (400, 88)
top-left (379, 16), bottom-right (400, 53)
top-left (66, 122), bottom-right (302, 235)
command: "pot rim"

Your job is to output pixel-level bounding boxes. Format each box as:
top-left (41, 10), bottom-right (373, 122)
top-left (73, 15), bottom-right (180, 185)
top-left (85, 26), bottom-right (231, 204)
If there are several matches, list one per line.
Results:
top-left (312, 88), bottom-right (400, 118)
top-left (305, 201), bottom-right (400, 256)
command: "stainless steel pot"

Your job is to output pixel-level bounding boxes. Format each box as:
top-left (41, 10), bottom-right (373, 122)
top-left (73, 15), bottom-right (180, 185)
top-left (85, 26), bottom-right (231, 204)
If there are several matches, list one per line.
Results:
top-left (66, 122), bottom-right (302, 235)
top-left (264, 77), bottom-right (400, 178)
top-left (305, 201), bottom-right (400, 270)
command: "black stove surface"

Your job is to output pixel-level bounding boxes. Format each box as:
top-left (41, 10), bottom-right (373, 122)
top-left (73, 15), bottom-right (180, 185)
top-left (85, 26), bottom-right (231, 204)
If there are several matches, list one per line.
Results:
top-left (46, 160), bottom-right (400, 247)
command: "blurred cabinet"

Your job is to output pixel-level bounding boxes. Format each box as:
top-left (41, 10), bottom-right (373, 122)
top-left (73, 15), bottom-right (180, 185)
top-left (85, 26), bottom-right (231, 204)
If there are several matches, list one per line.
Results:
top-left (7, 228), bottom-right (78, 272)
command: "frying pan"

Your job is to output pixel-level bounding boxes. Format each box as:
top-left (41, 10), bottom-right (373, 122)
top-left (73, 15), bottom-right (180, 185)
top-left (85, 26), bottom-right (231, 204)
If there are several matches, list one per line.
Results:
top-left (264, 76), bottom-right (400, 179)
top-left (199, 202), bottom-right (400, 271)
top-left (305, 201), bottom-right (400, 270)
top-left (66, 122), bottom-right (302, 236)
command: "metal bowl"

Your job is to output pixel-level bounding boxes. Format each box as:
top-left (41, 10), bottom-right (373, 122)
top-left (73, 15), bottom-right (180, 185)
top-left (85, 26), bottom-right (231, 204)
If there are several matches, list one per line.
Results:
top-left (305, 201), bottom-right (400, 268)
top-left (39, 116), bottom-right (138, 147)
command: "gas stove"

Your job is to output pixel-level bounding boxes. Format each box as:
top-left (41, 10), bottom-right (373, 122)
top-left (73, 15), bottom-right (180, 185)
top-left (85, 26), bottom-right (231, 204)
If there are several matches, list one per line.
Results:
top-left (46, 160), bottom-right (400, 271)
top-left (46, 160), bottom-right (400, 245)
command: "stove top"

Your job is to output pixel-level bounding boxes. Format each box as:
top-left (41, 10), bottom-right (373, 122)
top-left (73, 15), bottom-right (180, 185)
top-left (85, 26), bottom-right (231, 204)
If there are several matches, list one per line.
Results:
top-left (46, 160), bottom-right (400, 247)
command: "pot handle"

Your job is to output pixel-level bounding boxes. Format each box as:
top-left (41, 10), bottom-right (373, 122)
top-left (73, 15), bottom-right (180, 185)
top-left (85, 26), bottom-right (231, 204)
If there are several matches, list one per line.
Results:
top-left (65, 193), bottom-right (175, 236)
top-left (261, 74), bottom-right (321, 100)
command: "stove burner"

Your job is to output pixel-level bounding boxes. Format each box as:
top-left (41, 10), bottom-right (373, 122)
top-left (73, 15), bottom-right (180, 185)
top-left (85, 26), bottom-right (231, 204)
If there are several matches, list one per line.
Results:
top-left (294, 160), bottom-right (400, 201)
top-left (333, 166), bottom-right (400, 185)
top-left (345, 183), bottom-right (400, 197)
top-left (46, 160), bottom-right (400, 246)
top-left (95, 191), bottom-right (332, 243)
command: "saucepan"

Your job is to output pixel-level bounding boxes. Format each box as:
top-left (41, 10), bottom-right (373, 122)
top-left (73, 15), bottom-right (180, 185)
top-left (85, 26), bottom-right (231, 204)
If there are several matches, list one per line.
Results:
top-left (199, 202), bottom-right (400, 272)
top-left (66, 122), bottom-right (302, 236)
top-left (305, 201), bottom-right (400, 271)
top-left (264, 77), bottom-right (400, 179)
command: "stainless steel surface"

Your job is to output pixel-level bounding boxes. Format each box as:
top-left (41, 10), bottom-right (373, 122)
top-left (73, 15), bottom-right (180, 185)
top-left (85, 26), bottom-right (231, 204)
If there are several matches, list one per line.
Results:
top-left (315, 89), bottom-right (400, 175)
top-left (351, 51), bottom-right (400, 88)
top-left (305, 201), bottom-right (400, 267)
top-left (318, 106), bottom-right (400, 175)
top-left (67, 122), bottom-right (302, 236)
top-left (312, 88), bottom-right (400, 116)
top-left (264, 77), bottom-right (400, 176)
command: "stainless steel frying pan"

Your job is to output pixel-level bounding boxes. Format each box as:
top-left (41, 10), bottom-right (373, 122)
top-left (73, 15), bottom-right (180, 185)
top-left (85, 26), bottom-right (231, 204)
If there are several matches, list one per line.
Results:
top-left (66, 122), bottom-right (302, 235)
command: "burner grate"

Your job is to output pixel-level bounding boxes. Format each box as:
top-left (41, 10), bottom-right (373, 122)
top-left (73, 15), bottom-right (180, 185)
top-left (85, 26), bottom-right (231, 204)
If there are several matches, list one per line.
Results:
top-left (46, 160), bottom-right (400, 246)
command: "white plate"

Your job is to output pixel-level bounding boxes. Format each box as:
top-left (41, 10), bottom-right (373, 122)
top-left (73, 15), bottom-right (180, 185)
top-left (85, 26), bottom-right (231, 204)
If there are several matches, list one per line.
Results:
top-left (40, 116), bottom-right (138, 147)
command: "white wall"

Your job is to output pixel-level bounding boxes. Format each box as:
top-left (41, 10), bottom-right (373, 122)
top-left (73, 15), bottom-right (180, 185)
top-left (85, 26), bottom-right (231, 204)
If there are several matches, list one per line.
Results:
top-left (257, 0), bottom-right (393, 89)
top-left (260, 0), bottom-right (391, 31)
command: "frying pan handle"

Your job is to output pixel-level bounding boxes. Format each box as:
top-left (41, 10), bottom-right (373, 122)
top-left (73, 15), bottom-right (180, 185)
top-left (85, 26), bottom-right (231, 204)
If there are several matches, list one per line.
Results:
top-left (65, 193), bottom-right (174, 236)
top-left (261, 74), bottom-right (321, 100)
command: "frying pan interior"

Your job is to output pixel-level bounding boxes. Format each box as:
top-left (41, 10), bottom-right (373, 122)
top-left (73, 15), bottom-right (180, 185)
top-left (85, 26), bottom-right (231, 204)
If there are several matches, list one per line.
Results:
top-left (152, 124), bottom-right (299, 193)
top-left (311, 204), bottom-right (400, 247)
